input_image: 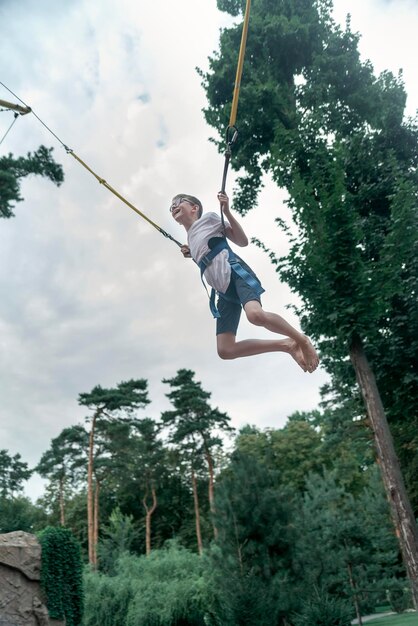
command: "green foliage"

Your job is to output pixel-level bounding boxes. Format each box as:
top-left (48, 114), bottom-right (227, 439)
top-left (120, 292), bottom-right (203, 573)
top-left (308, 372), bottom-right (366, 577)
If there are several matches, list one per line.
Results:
top-left (36, 425), bottom-right (88, 486)
top-left (78, 378), bottom-right (150, 414)
top-left (0, 448), bottom-right (31, 497)
top-left (83, 567), bottom-right (134, 626)
top-left (202, 0), bottom-right (418, 517)
top-left (38, 526), bottom-right (84, 626)
top-left (162, 369), bottom-right (233, 452)
top-left (294, 469), bottom-right (404, 615)
top-left (206, 452), bottom-right (297, 624)
top-left (36, 425), bottom-right (88, 526)
top-left (97, 507), bottom-right (138, 575)
top-left (0, 495), bottom-right (45, 533)
top-left (235, 419), bottom-right (324, 492)
top-left (387, 583), bottom-right (414, 614)
top-left (292, 586), bottom-right (353, 626)
top-left (83, 542), bottom-right (207, 626)
top-left (0, 146), bottom-right (63, 218)
top-left (33, 370), bottom-right (412, 623)
top-left (162, 369), bottom-right (233, 547)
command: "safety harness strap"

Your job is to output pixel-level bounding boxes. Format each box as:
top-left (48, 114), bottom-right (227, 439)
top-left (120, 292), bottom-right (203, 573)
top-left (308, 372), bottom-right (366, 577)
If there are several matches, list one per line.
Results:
top-left (198, 239), bottom-right (264, 318)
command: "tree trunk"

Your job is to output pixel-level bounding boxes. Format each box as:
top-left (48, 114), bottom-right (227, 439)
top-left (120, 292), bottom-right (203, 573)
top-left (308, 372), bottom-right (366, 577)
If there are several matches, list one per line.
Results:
top-left (87, 412), bottom-right (98, 567)
top-left (191, 468), bottom-right (203, 556)
top-left (143, 483), bottom-right (157, 556)
top-left (347, 561), bottom-right (362, 626)
top-left (59, 475), bottom-right (65, 526)
top-left (350, 335), bottom-right (418, 609)
top-left (204, 446), bottom-right (218, 540)
top-left (93, 477), bottom-right (100, 568)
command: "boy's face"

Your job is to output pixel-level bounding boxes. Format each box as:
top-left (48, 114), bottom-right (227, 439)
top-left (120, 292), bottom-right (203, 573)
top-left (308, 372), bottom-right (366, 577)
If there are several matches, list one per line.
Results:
top-left (170, 197), bottom-right (199, 224)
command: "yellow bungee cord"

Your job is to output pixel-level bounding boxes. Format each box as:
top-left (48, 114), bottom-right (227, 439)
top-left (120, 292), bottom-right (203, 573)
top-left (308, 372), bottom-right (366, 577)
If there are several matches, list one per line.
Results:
top-left (1, 2), bottom-right (251, 243)
top-left (0, 83), bottom-right (182, 247)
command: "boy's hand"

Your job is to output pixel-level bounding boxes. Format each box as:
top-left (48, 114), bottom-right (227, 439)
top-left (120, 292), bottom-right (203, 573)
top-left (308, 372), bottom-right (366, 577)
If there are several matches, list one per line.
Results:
top-left (218, 191), bottom-right (230, 213)
top-left (181, 244), bottom-right (192, 258)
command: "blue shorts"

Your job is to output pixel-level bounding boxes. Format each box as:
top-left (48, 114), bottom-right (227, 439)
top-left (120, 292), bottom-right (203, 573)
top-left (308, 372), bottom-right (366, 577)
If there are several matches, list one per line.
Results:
top-left (216, 258), bottom-right (263, 336)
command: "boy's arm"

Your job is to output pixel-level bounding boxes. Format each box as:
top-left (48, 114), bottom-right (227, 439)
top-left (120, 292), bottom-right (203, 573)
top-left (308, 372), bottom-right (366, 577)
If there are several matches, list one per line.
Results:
top-left (218, 192), bottom-right (248, 247)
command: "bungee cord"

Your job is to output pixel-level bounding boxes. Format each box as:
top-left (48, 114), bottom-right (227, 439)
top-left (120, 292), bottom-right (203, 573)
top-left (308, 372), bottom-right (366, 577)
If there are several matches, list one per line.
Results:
top-left (220, 0), bottom-right (251, 229)
top-left (0, 112), bottom-right (18, 147)
top-left (0, 0), bottom-right (251, 245)
top-left (0, 81), bottom-right (182, 248)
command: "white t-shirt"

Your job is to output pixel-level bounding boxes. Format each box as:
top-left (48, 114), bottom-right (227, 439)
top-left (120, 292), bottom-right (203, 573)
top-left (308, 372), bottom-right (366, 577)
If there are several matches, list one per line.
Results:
top-left (187, 212), bottom-right (231, 293)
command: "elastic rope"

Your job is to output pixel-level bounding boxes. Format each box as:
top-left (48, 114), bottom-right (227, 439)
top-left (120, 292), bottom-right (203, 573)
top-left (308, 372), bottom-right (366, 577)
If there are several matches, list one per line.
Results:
top-left (67, 150), bottom-right (182, 246)
top-left (219, 0), bottom-right (251, 203)
top-left (0, 113), bottom-right (18, 147)
top-left (0, 81), bottom-right (182, 247)
top-left (229, 0), bottom-right (251, 128)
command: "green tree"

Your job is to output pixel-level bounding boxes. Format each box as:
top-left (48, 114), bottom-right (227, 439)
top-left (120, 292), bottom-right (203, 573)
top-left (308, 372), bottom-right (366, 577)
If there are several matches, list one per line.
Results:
top-left (92, 426), bottom-right (199, 555)
top-left (95, 417), bottom-right (165, 556)
top-left (295, 469), bottom-right (403, 622)
top-left (0, 449), bottom-right (31, 497)
top-left (201, 0), bottom-right (418, 604)
top-left (97, 507), bottom-right (138, 576)
top-left (0, 146), bottom-right (63, 218)
top-left (0, 495), bottom-right (44, 533)
top-left (235, 418), bottom-right (324, 493)
top-left (78, 379), bottom-right (150, 567)
top-left (206, 452), bottom-right (296, 625)
top-left (133, 418), bottom-right (165, 555)
top-left (36, 425), bottom-right (88, 525)
top-left (162, 369), bottom-right (233, 550)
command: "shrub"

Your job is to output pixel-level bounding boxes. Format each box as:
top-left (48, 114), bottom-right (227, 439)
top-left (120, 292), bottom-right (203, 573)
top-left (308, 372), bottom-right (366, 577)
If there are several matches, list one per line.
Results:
top-left (82, 541), bottom-right (207, 626)
top-left (83, 569), bottom-right (133, 626)
top-left (292, 587), bottom-right (353, 626)
top-left (38, 526), bottom-right (84, 626)
top-left (387, 582), bottom-right (413, 613)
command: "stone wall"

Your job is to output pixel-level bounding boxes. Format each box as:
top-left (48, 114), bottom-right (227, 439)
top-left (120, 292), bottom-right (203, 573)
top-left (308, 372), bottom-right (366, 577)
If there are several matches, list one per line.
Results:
top-left (0, 531), bottom-right (64, 626)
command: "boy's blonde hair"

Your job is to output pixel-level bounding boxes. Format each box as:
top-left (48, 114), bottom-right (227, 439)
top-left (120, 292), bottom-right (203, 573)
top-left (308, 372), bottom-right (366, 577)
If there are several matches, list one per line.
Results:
top-left (173, 194), bottom-right (203, 218)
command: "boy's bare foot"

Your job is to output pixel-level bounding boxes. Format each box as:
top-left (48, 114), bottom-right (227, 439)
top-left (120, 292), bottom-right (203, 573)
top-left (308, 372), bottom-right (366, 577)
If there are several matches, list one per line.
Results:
top-left (298, 335), bottom-right (320, 373)
top-left (282, 339), bottom-right (307, 372)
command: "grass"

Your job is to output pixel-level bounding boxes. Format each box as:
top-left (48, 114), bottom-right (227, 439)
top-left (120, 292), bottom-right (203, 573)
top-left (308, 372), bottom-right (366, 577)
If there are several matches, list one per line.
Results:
top-left (366, 612), bottom-right (418, 625)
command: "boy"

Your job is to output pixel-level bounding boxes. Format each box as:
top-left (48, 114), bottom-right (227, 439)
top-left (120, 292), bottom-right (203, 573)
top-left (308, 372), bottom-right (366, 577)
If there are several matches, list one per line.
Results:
top-left (170, 191), bottom-right (319, 373)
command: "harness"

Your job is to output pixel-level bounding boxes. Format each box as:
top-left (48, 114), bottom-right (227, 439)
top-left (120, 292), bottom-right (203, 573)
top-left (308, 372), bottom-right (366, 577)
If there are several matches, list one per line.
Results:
top-left (198, 238), bottom-right (264, 318)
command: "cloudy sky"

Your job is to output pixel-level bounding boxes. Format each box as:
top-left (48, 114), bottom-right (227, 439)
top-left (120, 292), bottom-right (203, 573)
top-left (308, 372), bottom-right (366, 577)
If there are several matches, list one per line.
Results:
top-left (1, 0), bottom-right (417, 500)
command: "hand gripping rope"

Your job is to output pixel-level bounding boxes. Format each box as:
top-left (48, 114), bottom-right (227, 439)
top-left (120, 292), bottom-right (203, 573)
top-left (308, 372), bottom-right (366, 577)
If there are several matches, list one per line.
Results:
top-left (220, 0), bottom-right (251, 228)
top-left (0, 82), bottom-right (182, 248)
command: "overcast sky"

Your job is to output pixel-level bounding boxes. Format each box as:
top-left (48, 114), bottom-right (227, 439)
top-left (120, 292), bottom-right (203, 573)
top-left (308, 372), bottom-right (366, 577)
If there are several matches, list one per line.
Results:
top-left (1, 0), bottom-right (417, 501)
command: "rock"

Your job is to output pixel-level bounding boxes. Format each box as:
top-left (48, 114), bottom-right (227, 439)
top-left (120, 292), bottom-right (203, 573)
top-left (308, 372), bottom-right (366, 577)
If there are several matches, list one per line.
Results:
top-left (0, 531), bottom-right (61, 626)
top-left (0, 531), bottom-right (41, 581)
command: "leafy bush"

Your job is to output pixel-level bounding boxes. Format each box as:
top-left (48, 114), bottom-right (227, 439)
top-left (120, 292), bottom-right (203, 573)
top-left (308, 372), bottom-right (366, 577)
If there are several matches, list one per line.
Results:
top-left (38, 526), bottom-right (84, 626)
top-left (387, 582), bottom-right (413, 613)
top-left (83, 541), bottom-right (207, 626)
top-left (83, 569), bottom-right (134, 626)
top-left (292, 587), bottom-right (353, 626)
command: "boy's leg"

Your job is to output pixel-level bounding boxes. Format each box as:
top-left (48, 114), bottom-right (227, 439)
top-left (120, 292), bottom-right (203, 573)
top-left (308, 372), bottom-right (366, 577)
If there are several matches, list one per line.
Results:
top-left (214, 270), bottom-right (318, 371)
top-left (240, 300), bottom-right (319, 372)
top-left (216, 331), bottom-right (309, 370)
